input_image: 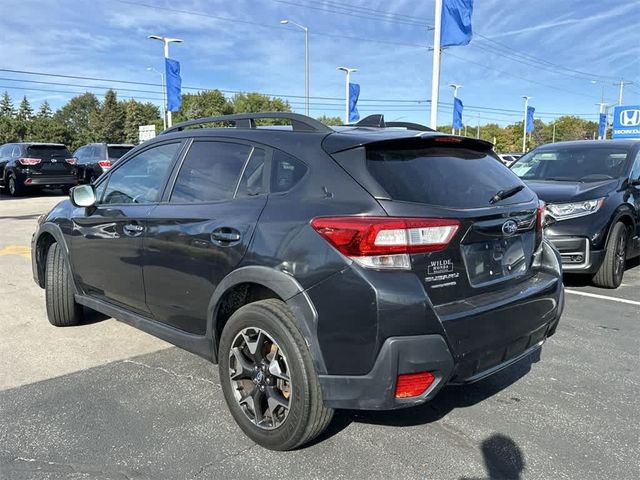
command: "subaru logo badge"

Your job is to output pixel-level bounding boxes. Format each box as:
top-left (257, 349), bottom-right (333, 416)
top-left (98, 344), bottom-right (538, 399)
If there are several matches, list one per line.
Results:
top-left (620, 109), bottom-right (640, 127)
top-left (502, 220), bottom-right (518, 237)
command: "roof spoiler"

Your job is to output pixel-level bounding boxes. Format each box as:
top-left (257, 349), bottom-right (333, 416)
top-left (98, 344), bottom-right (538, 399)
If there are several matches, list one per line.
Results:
top-left (352, 114), bottom-right (435, 132)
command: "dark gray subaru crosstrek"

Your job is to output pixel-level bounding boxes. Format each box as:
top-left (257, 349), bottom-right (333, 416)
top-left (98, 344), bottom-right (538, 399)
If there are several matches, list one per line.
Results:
top-left (31, 113), bottom-right (564, 450)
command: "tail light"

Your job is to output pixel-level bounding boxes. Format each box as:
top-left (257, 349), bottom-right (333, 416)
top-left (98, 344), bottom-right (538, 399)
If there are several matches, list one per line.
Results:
top-left (18, 158), bottom-right (41, 166)
top-left (65, 157), bottom-right (77, 165)
top-left (98, 160), bottom-right (112, 168)
top-left (536, 201), bottom-right (546, 231)
top-left (310, 216), bottom-right (459, 270)
top-left (395, 371), bottom-right (435, 398)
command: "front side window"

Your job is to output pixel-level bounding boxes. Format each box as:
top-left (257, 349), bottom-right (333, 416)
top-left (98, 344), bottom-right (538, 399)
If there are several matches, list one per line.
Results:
top-left (631, 150), bottom-right (640, 181)
top-left (512, 146), bottom-right (630, 182)
top-left (171, 141), bottom-right (252, 203)
top-left (100, 142), bottom-right (179, 205)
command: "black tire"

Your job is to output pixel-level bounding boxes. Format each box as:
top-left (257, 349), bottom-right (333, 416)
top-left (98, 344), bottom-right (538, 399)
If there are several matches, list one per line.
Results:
top-left (8, 173), bottom-right (24, 197)
top-left (592, 222), bottom-right (629, 289)
top-left (218, 299), bottom-right (333, 451)
top-left (45, 242), bottom-right (83, 326)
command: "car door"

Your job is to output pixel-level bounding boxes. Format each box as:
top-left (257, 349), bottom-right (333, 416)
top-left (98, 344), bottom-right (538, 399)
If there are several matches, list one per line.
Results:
top-left (68, 140), bottom-right (183, 314)
top-left (143, 139), bottom-right (269, 334)
top-left (629, 149), bottom-right (640, 252)
top-left (0, 144), bottom-right (13, 182)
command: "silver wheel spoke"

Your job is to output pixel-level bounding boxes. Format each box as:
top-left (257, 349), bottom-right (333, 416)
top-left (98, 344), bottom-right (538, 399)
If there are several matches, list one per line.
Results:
top-left (268, 356), bottom-right (290, 382)
top-left (229, 347), bottom-right (254, 381)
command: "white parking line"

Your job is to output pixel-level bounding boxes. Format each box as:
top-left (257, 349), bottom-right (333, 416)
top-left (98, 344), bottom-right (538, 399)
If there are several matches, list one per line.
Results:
top-left (565, 289), bottom-right (640, 307)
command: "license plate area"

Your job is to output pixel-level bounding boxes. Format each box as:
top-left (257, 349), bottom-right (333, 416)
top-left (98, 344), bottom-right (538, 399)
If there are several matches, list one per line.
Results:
top-left (462, 236), bottom-right (527, 287)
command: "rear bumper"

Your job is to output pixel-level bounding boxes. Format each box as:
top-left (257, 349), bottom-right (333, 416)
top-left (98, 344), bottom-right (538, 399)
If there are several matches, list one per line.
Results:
top-left (548, 236), bottom-right (605, 273)
top-left (23, 175), bottom-right (78, 187)
top-left (315, 241), bottom-right (564, 411)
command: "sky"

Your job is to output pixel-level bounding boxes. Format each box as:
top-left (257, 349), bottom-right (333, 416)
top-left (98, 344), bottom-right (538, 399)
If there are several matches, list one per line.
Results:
top-left (0, 0), bottom-right (639, 127)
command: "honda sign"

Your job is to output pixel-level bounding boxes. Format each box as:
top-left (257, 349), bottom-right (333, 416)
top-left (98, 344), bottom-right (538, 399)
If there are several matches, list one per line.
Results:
top-left (612, 105), bottom-right (640, 138)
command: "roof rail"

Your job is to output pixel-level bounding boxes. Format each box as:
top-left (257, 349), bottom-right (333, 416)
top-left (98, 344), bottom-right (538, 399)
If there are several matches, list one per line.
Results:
top-left (160, 112), bottom-right (333, 135)
top-left (352, 115), bottom-right (434, 132)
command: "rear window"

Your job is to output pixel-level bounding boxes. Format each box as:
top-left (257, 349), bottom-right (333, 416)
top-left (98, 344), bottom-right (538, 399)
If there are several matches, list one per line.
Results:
top-left (366, 147), bottom-right (529, 207)
top-left (107, 146), bottom-right (134, 159)
top-left (26, 145), bottom-right (71, 159)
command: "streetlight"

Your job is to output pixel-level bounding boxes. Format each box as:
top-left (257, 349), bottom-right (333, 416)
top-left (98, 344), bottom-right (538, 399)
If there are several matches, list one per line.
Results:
top-left (148, 35), bottom-right (183, 127)
top-left (147, 67), bottom-right (166, 130)
top-left (280, 20), bottom-right (309, 116)
top-left (449, 83), bottom-right (462, 134)
top-left (337, 67), bottom-right (357, 124)
top-left (522, 96), bottom-right (531, 153)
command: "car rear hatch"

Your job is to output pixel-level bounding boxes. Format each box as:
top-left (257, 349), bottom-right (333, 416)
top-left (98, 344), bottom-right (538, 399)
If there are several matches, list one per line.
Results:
top-left (24, 144), bottom-right (76, 176)
top-left (327, 134), bottom-right (558, 379)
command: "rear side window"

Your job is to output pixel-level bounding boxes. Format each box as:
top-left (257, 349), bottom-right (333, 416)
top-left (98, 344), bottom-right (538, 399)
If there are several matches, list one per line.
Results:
top-left (171, 141), bottom-right (252, 203)
top-left (366, 147), bottom-right (528, 208)
top-left (271, 150), bottom-right (307, 193)
top-left (108, 146), bottom-right (133, 160)
top-left (26, 145), bottom-right (71, 159)
top-left (236, 147), bottom-right (266, 197)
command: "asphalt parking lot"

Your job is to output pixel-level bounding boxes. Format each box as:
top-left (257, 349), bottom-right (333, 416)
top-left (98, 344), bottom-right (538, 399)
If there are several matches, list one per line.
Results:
top-left (1, 193), bottom-right (638, 480)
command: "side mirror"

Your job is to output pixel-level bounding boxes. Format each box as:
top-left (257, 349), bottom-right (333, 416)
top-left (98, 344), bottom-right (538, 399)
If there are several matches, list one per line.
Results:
top-left (70, 184), bottom-right (96, 208)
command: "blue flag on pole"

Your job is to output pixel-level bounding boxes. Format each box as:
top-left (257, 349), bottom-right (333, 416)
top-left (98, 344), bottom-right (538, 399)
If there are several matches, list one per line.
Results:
top-left (441, 0), bottom-right (474, 47)
top-left (526, 106), bottom-right (535, 133)
top-left (165, 58), bottom-right (182, 112)
top-left (349, 83), bottom-right (360, 122)
top-left (598, 113), bottom-right (607, 138)
top-left (453, 97), bottom-right (463, 129)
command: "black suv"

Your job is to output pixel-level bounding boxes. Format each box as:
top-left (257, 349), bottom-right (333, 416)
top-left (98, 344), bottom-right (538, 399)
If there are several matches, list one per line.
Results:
top-left (31, 113), bottom-right (564, 450)
top-left (73, 143), bottom-right (135, 184)
top-left (0, 142), bottom-right (78, 196)
top-left (511, 140), bottom-right (640, 288)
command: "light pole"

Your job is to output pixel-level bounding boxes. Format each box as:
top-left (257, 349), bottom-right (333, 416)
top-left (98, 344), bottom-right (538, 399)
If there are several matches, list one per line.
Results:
top-left (614, 79), bottom-right (633, 105)
top-left (147, 67), bottom-right (166, 130)
top-left (148, 35), bottom-right (183, 127)
top-left (449, 83), bottom-right (462, 134)
top-left (337, 67), bottom-right (357, 124)
top-left (429, 0), bottom-right (443, 129)
top-left (522, 96), bottom-right (531, 153)
top-left (281, 20), bottom-right (309, 116)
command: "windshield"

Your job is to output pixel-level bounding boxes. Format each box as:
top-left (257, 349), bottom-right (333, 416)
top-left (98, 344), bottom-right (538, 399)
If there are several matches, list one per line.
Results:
top-left (511, 146), bottom-right (630, 182)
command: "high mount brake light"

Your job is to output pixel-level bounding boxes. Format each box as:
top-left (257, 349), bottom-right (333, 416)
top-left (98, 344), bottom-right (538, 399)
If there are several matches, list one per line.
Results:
top-left (18, 158), bottom-right (41, 166)
top-left (98, 160), bottom-right (112, 168)
top-left (310, 216), bottom-right (459, 270)
top-left (433, 136), bottom-right (463, 143)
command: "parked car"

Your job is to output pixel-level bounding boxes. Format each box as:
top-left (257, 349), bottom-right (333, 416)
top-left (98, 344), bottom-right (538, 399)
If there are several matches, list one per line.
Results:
top-left (511, 139), bottom-right (640, 288)
top-left (31, 113), bottom-right (564, 450)
top-left (0, 142), bottom-right (77, 196)
top-left (73, 143), bottom-right (135, 184)
top-left (498, 153), bottom-right (521, 167)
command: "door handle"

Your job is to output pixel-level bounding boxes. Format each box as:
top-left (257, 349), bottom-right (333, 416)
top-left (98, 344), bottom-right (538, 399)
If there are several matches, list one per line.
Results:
top-left (211, 227), bottom-right (241, 244)
top-left (123, 223), bottom-right (144, 236)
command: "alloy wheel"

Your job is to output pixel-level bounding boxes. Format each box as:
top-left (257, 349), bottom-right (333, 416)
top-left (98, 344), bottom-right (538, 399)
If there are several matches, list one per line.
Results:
top-left (228, 327), bottom-right (292, 430)
top-left (614, 232), bottom-right (627, 280)
top-left (8, 176), bottom-right (15, 195)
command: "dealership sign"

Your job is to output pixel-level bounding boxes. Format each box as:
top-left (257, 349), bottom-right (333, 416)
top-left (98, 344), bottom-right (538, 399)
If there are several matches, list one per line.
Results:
top-left (612, 105), bottom-right (640, 138)
top-left (138, 125), bottom-right (156, 143)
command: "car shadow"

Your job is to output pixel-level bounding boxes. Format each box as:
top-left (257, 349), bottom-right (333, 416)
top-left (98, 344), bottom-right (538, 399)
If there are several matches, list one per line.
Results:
top-left (312, 348), bottom-right (541, 445)
top-left (460, 433), bottom-right (526, 480)
top-left (79, 306), bottom-right (111, 325)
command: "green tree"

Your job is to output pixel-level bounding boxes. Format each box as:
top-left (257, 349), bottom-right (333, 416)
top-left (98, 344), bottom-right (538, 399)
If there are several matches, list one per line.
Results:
top-left (123, 100), bottom-right (144, 144)
top-left (90, 89), bottom-right (124, 143)
top-left (16, 96), bottom-right (33, 121)
top-left (0, 91), bottom-right (14, 118)
top-left (316, 115), bottom-right (343, 126)
top-left (27, 117), bottom-right (73, 144)
top-left (54, 92), bottom-right (99, 148)
top-left (174, 90), bottom-right (232, 123)
top-left (231, 92), bottom-right (291, 114)
top-left (37, 100), bottom-right (53, 118)
top-left (0, 117), bottom-right (20, 143)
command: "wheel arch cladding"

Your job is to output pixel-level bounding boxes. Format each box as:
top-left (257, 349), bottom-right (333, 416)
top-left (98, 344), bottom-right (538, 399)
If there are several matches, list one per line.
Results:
top-left (208, 266), bottom-right (327, 373)
top-left (34, 224), bottom-right (69, 288)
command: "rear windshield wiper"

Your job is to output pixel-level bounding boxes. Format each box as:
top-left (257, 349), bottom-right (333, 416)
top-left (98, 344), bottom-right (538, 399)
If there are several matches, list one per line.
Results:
top-left (489, 184), bottom-right (525, 204)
